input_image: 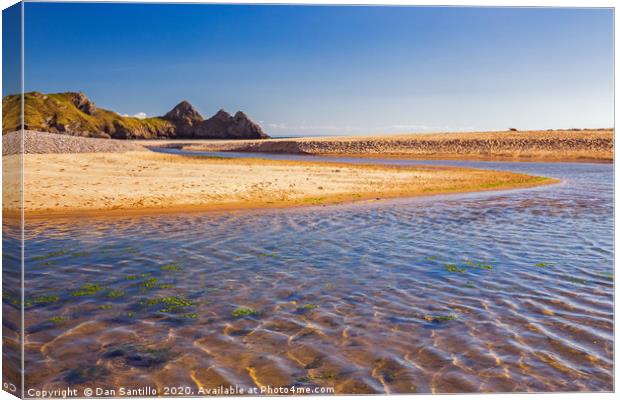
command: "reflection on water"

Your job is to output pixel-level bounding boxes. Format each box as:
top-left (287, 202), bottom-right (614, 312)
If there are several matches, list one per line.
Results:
top-left (3, 220), bottom-right (23, 395)
top-left (16, 157), bottom-right (613, 394)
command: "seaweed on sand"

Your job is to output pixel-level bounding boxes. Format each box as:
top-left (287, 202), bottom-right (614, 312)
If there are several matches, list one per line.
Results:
top-left (138, 277), bottom-right (159, 291)
top-left (32, 250), bottom-right (67, 261)
top-left (48, 316), bottom-right (68, 324)
top-left (126, 273), bottom-right (151, 280)
top-left (257, 252), bottom-right (278, 259)
top-left (445, 264), bottom-right (467, 273)
top-left (71, 283), bottom-right (103, 297)
top-left (107, 290), bottom-right (125, 299)
top-left (232, 307), bottom-right (260, 318)
top-left (535, 262), bottom-right (556, 268)
top-left (142, 296), bottom-right (193, 313)
top-left (295, 304), bottom-right (319, 314)
top-left (161, 263), bottom-right (182, 272)
top-left (465, 260), bottom-right (494, 270)
top-left (24, 294), bottom-right (61, 308)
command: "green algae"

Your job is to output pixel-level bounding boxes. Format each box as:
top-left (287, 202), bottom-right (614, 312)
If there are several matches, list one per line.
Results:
top-left (138, 277), bottom-right (159, 290)
top-left (257, 252), bottom-right (278, 258)
top-left (127, 273), bottom-right (151, 280)
top-left (565, 276), bottom-right (587, 285)
top-left (33, 250), bottom-right (67, 261)
top-left (232, 307), bottom-right (259, 318)
top-left (465, 260), bottom-right (494, 270)
top-left (71, 283), bottom-right (103, 297)
top-left (143, 296), bottom-right (193, 313)
top-left (161, 263), bottom-right (182, 272)
top-left (445, 263), bottom-right (467, 273)
top-left (2, 292), bottom-right (21, 307)
top-left (99, 305), bottom-right (112, 310)
top-left (297, 304), bottom-right (319, 310)
top-left (107, 290), bottom-right (125, 299)
top-left (24, 295), bottom-right (60, 307)
top-left (535, 262), bottom-right (556, 268)
top-left (49, 316), bottom-right (68, 324)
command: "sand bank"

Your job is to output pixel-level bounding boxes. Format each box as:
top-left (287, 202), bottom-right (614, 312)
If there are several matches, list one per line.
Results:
top-left (4, 150), bottom-right (555, 218)
top-left (146, 129), bottom-right (613, 163)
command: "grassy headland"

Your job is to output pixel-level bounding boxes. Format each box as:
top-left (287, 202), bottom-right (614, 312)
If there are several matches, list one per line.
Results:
top-left (2, 92), bottom-right (267, 139)
top-left (2, 92), bottom-right (174, 139)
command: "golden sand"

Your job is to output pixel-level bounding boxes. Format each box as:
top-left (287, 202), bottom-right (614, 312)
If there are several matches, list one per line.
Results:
top-left (3, 151), bottom-right (556, 218)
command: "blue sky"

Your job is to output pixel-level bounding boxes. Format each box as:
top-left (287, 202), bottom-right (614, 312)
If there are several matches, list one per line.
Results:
top-left (19, 3), bottom-right (614, 136)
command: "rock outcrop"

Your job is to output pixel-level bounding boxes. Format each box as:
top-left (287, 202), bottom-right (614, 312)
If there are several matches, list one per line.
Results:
top-left (161, 104), bottom-right (267, 139)
top-left (162, 101), bottom-right (204, 137)
top-left (70, 92), bottom-right (97, 115)
top-left (2, 92), bottom-right (269, 140)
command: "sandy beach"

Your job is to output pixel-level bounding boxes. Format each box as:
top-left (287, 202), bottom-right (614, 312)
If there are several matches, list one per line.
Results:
top-left (3, 150), bottom-right (552, 217)
top-left (0, 131), bottom-right (561, 217)
top-left (145, 129), bottom-right (613, 163)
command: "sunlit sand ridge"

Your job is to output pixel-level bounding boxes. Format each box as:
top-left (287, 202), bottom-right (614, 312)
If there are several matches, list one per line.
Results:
top-left (7, 150), bottom-right (554, 217)
top-left (1, 131), bottom-right (557, 217)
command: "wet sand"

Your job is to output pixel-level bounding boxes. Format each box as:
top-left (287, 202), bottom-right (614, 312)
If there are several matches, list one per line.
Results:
top-left (5, 151), bottom-right (554, 217)
top-left (145, 129), bottom-right (613, 163)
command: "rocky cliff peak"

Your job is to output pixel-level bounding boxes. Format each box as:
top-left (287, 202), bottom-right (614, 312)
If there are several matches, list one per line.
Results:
top-left (234, 111), bottom-right (248, 120)
top-left (163, 101), bottom-right (204, 122)
top-left (213, 109), bottom-right (232, 121)
top-left (71, 92), bottom-right (97, 115)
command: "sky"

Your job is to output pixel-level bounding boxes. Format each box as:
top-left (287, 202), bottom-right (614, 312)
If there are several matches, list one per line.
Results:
top-left (14, 3), bottom-right (615, 136)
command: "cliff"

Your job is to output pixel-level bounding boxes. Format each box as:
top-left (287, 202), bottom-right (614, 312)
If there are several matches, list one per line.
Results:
top-left (2, 92), bottom-right (268, 140)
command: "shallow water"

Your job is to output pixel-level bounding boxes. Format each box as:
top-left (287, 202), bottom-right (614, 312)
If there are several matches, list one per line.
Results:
top-left (9, 154), bottom-right (614, 394)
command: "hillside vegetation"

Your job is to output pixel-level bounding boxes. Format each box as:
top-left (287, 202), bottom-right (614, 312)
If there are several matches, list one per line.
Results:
top-left (2, 92), bottom-right (267, 140)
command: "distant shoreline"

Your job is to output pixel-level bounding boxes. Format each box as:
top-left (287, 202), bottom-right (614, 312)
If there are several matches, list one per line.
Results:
top-left (3, 129), bottom-right (613, 163)
top-left (139, 129), bottom-right (613, 163)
